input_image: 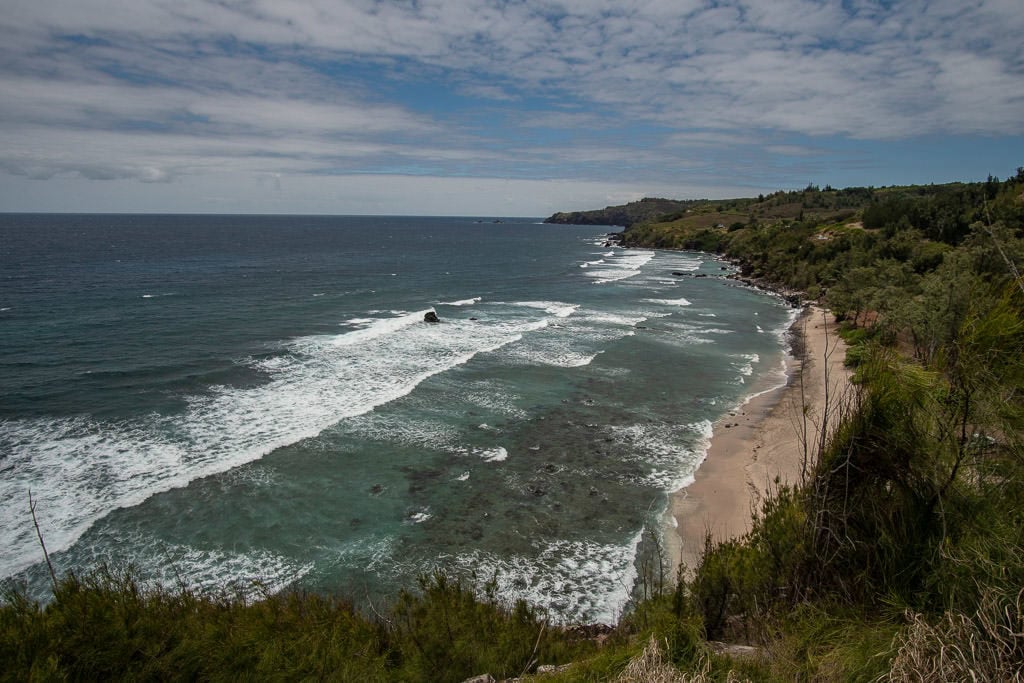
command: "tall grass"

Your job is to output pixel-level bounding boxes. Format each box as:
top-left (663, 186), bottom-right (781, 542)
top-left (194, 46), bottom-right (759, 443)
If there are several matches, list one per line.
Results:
top-left (0, 568), bottom-right (599, 682)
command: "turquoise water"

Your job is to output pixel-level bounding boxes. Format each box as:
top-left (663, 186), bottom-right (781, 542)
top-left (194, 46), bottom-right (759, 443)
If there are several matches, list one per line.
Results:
top-left (0, 214), bottom-right (795, 622)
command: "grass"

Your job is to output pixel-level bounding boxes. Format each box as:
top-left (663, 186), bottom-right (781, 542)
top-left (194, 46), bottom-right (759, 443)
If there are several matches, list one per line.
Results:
top-left (0, 568), bottom-right (600, 682)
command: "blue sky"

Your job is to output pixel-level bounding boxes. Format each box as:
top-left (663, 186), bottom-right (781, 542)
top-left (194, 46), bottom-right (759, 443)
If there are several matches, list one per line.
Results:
top-left (1, 0), bottom-right (1022, 215)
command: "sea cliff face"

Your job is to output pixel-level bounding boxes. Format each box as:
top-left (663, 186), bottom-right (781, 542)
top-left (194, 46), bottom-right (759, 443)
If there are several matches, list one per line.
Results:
top-left (544, 197), bottom-right (701, 228)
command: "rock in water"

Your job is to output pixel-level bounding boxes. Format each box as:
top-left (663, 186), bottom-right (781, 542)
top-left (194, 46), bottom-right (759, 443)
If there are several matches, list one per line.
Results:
top-left (424, 310), bottom-right (440, 323)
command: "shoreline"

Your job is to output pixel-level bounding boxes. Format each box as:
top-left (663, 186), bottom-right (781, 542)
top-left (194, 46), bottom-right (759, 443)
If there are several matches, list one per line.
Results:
top-left (665, 305), bottom-right (852, 574)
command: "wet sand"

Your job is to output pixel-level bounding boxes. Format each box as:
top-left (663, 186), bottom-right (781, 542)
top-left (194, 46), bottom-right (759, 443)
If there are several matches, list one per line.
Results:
top-left (667, 306), bottom-right (852, 574)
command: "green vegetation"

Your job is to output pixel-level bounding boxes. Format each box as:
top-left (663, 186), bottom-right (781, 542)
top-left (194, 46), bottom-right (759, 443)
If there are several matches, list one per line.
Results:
top-left (544, 197), bottom-right (706, 228)
top-left (0, 569), bottom-right (602, 682)
top-left (618, 170), bottom-right (1024, 680)
top-left (5, 171), bottom-right (1024, 680)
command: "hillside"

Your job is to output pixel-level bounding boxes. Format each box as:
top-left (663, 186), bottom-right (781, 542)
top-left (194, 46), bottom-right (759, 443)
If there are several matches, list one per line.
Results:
top-left (542, 171), bottom-right (1024, 678)
top-left (543, 197), bottom-right (704, 228)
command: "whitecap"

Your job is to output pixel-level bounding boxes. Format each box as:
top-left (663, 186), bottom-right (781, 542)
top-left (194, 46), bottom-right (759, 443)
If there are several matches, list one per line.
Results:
top-left (458, 384), bottom-right (528, 419)
top-left (513, 348), bottom-right (600, 368)
top-left (514, 301), bottom-right (579, 318)
top-left (0, 311), bottom-right (549, 579)
top-left (441, 296), bottom-right (482, 306)
top-left (644, 297), bottom-right (692, 306)
top-left (606, 420), bottom-right (712, 491)
top-left (440, 531), bottom-right (644, 624)
top-left (585, 250), bottom-right (655, 284)
top-left (151, 542), bottom-right (313, 599)
top-left (732, 353), bottom-right (761, 379)
top-left (408, 508), bottom-right (433, 524)
top-left (480, 447), bottom-right (508, 462)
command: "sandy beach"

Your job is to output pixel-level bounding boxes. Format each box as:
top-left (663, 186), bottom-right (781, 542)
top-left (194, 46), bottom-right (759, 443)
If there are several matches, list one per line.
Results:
top-left (668, 305), bottom-right (852, 574)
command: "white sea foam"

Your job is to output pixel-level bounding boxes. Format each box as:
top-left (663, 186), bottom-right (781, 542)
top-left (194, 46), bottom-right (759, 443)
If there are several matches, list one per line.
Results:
top-left (505, 344), bottom-right (601, 368)
top-left (328, 309), bottom-right (427, 346)
top-left (479, 447), bottom-right (508, 462)
top-left (454, 445), bottom-right (508, 462)
top-left (221, 464), bottom-right (279, 489)
top-left (501, 308), bottom-right (649, 368)
top-left (607, 420), bottom-right (712, 490)
top-left (408, 508), bottom-right (433, 524)
top-left (63, 528), bottom-right (313, 601)
top-left (663, 256), bottom-right (702, 272)
top-left (585, 250), bottom-right (655, 284)
top-left (153, 542), bottom-right (314, 599)
top-left (645, 297), bottom-right (692, 306)
top-left (514, 301), bottom-right (579, 318)
top-left (736, 341), bottom-right (795, 409)
top-left (321, 535), bottom-right (397, 574)
top-left (649, 321), bottom-right (715, 346)
top-left (733, 353), bottom-right (759, 377)
top-left (338, 413), bottom-right (461, 451)
top-left (455, 471), bottom-right (470, 481)
top-left (443, 530), bottom-right (644, 624)
top-left (458, 383), bottom-right (528, 418)
top-left (0, 311), bottom-right (550, 579)
top-left (660, 321), bottom-right (735, 341)
top-left (442, 296), bottom-right (482, 306)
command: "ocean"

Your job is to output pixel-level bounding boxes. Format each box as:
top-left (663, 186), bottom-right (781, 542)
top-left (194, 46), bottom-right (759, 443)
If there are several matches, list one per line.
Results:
top-left (0, 214), bottom-right (795, 623)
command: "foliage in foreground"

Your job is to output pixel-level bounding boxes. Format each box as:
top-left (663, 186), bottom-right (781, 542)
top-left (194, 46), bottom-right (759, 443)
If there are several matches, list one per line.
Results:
top-left (0, 570), bottom-right (598, 682)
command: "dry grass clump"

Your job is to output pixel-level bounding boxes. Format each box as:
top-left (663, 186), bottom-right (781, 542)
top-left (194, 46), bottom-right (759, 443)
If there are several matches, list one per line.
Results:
top-left (883, 589), bottom-right (1024, 682)
top-left (613, 636), bottom-right (749, 683)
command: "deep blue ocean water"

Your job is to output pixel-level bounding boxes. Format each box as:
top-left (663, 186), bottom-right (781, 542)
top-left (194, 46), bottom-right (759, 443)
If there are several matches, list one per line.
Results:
top-left (0, 214), bottom-right (795, 622)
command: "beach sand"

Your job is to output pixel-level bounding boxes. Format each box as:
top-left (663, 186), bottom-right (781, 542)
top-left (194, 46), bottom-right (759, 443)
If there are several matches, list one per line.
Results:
top-left (667, 306), bottom-right (852, 574)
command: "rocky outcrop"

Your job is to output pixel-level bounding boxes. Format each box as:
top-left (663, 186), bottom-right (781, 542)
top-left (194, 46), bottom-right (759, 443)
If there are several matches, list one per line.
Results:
top-left (544, 197), bottom-right (702, 229)
top-left (424, 311), bottom-right (440, 323)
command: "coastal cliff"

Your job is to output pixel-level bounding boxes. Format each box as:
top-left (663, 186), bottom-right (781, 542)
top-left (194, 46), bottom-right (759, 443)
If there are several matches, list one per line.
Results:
top-left (543, 197), bottom-right (702, 228)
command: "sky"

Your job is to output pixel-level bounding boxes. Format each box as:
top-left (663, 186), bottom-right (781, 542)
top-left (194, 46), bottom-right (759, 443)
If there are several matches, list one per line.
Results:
top-left (1, 0), bottom-right (1023, 216)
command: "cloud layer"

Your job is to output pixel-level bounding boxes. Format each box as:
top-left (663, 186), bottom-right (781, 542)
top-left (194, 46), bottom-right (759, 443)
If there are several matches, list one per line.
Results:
top-left (1, 1), bottom-right (1022, 212)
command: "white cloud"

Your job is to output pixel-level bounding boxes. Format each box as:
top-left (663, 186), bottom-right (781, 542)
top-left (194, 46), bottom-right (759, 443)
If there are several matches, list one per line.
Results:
top-left (0, 0), bottom-right (1022, 212)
